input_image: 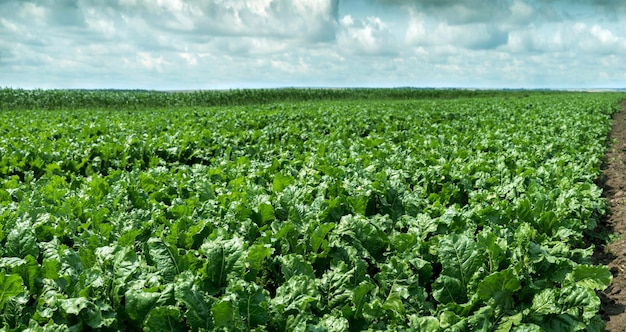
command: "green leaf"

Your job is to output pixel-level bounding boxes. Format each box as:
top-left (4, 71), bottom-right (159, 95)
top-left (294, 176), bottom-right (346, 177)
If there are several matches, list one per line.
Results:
top-left (477, 268), bottom-right (521, 308)
top-left (144, 305), bottom-right (185, 332)
top-left (539, 314), bottom-right (581, 331)
top-left (56, 295), bottom-right (112, 329)
top-left (257, 203), bottom-right (275, 224)
top-left (174, 272), bottom-right (215, 331)
top-left (352, 281), bottom-right (376, 318)
top-left (125, 284), bottom-right (174, 324)
top-left (432, 275), bottom-right (464, 304)
top-left (200, 237), bottom-right (245, 294)
top-left (439, 310), bottom-right (461, 329)
top-left (530, 288), bottom-right (559, 315)
top-left (106, 246), bottom-right (140, 304)
top-left (312, 314), bottom-right (350, 331)
top-left (436, 233), bottom-right (485, 299)
top-left (280, 254), bottom-right (315, 279)
top-left (465, 305), bottom-right (494, 331)
top-left (6, 220), bottom-right (39, 259)
top-left (310, 223), bottom-right (335, 253)
top-left (106, 245), bottom-right (140, 283)
top-left (1, 291), bottom-right (28, 329)
top-left (0, 273), bottom-right (24, 310)
top-left (246, 244), bottom-right (273, 273)
top-left (586, 314), bottom-right (606, 332)
top-left (272, 275), bottom-right (320, 314)
top-left (381, 288), bottom-right (406, 318)
top-left (212, 300), bottom-right (240, 329)
top-left (477, 228), bottom-right (506, 273)
top-left (0, 255), bottom-right (39, 291)
top-left (232, 280), bottom-right (270, 329)
top-left (559, 285), bottom-right (600, 321)
top-left (145, 237), bottom-right (184, 283)
top-left (59, 297), bottom-right (91, 315)
top-left (273, 173), bottom-right (294, 192)
top-left (495, 313), bottom-right (523, 332)
top-left (569, 264), bottom-right (612, 290)
top-left (334, 215), bottom-right (389, 260)
top-left (410, 316), bottom-right (440, 331)
top-left (511, 324), bottom-right (543, 332)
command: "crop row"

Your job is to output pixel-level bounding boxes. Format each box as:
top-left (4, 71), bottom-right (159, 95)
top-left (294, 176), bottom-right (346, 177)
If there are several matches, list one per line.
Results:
top-left (0, 93), bottom-right (622, 331)
top-left (0, 88), bottom-right (570, 111)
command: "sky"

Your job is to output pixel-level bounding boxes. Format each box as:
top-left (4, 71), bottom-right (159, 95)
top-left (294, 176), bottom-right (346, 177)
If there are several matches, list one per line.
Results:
top-left (1, 0), bottom-right (626, 90)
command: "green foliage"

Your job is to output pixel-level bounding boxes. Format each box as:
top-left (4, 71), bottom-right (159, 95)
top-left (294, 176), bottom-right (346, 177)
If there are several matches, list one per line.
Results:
top-left (0, 91), bottom-right (621, 330)
top-left (0, 88), bottom-right (567, 111)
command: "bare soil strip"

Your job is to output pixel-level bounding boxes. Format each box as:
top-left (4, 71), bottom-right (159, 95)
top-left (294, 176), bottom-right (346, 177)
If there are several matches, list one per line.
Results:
top-left (597, 101), bottom-right (626, 331)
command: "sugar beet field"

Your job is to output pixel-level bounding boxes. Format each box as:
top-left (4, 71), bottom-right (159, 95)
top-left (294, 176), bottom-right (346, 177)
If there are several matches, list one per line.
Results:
top-left (0, 88), bottom-right (624, 331)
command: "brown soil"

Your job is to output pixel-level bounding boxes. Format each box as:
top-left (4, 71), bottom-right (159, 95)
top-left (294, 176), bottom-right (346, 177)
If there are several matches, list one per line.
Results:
top-left (596, 101), bottom-right (626, 331)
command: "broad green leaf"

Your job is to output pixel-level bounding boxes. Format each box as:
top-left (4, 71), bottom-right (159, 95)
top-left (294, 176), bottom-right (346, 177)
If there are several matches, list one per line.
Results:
top-left (117, 229), bottom-right (142, 247)
top-left (0, 273), bottom-right (24, 310)
top-left (312, 314), bottom-right (350, 331)
top-left (57, 296), bottom-right (115, 329)
top-left (125, 284), bottom-right (174, 323)
top-left (59, 297), bottom-right (91, 315)
top-left (144, 305), bottom-right (185, 332)
top-left (257, 203), bottom-right (275, 224)
top-left (174, 272), bottom-right (215, 331)
top-left (511, 324), bottom-right (543, 332)
top-left (586, 314), bottom-right (606, 332)
top-left (318, 262), bottom-right (353, 310)
top-left (246, 244), bottom-right (273, 273)
top-left (381, 288), bottom-right (406, 318)
top-left (390, 232), bottom-right (417, 253)
top-left (437, 233), bottom-right (485, 299)
top-left (232, 280), bottom-right (270, 329)
top-left (530, 288), bottom-right (559, 315)
top-left (145, 237), bottom-right (184, 283)
top-left (477, 229), bottom-right (506, 273)
top-left (559, 285), bottom-right (600, 321)
top-left (539, 314), bottom-right (582, 331)
top-left (212, 300), bottom-right (240, 329)
top-left (334, 215), bottom-right (389, 260)
top-left (200, 237), bottom-right (245, 294)
top-left (106, 246), bottom-right (140, 283)
top-left (1, 291), bottom-right (28, 329)
top-left (439, 310), bottom-right (461, 329)
top-left (310, 222), bottom-right (335, 253)
top-left (495, 313), bottom-right (523, 332)
top-left (280, 254), bottom-right (315, 279)
top-left (0, 255), bottom-right (38, 291)
top-left (273, 173), bottom-right (294, 192)
top-left (352, 281), bottom-right (375, 318)
top-left (6, 220), bottom-right (39, 259)
top-left (477, 268), bottom-right (521, 308)
top-left (432, 275), bottom-right (464, 304)
top-left (272, 275), bottom-right (320, 314)
top-left (465, 305), bottom-right (494, 331)
top-left (569, 264), bottom-right (612, 290)
top-left (410, 316), bottom-right (440, 331)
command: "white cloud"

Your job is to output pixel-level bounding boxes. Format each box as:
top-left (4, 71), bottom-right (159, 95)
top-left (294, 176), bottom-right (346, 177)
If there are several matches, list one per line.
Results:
top-left (1, 0), bottom-right (626, 89)
top-left (137, 52), bottom-right (169, 72)
top-left (270, 57), bottom-right (310, 74)
top-left (160, 0), bottom-right (340, 42)
top-left (406, 13), bottom-right (508, 50)
top-left (338, 15), bottom-right (399, 55)
top-left (371, 0), bottom-right (512, 25)
top-left (505, 22), bottom-right (626, 55)
top-left (508, 1), bottom-right (535, 26)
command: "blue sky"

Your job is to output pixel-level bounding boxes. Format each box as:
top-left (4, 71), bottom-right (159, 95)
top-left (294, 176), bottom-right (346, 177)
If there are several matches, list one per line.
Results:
top-left (1, 0), bottom-right (626, 89)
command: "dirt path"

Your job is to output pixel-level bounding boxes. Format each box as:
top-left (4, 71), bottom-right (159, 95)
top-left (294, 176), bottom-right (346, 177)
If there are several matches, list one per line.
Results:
top-left (597, 101), bottom-right (626, 331)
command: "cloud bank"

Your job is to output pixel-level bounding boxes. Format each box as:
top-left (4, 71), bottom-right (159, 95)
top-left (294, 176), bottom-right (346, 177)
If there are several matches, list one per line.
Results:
top-left (1, 0), bottom-right (625, 89)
